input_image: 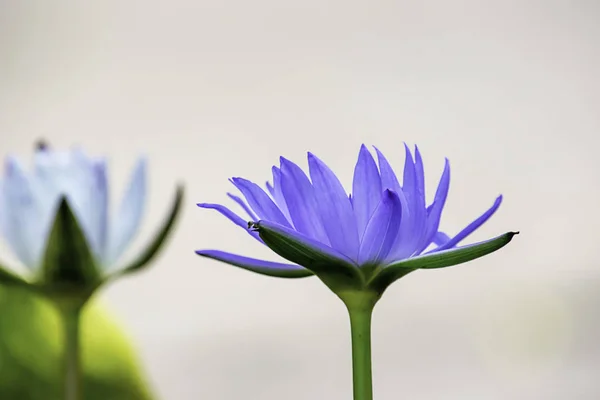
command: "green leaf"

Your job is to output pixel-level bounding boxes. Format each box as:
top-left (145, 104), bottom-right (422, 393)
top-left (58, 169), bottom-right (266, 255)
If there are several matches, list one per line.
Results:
top-left (368, 231), bottom-right (518, 293)
top-left (40, 197), bottom-right (100, 294)
top-left (254, 220), bottom-right (364, 291)
top-left (112, 185), bottom-right (184, 278)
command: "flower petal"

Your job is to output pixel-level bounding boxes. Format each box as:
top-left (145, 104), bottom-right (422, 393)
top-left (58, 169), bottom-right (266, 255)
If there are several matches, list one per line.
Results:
top-left (251, 220), bottom-right (362, 284)
top-left (279, 157), bottom-right (329, 244)
top-left (370, 231), bottom-right (518, 293)
top-left (373, 147), bottom-right (416, 260)
top-left (358, 189), bottom-right (402, 265)
top-left (373, 147), bottom-right (401, 194)
top-left (432, 231), bottom-right (451, 246)
top-left (265, 181), bottom-right (275, 197)
top-left (414, 158), bottom-right (450, 254)
top-left (352, 144), bottom-right (383, 237)
top-left (432, 195), bottom-right (503, 252)
top-left (402, 144), bottom-right (426, 250)
top-left (307, 152), bottom-right (359, 259)
top-left (231, 177), bottom-right (291, 228)
top-left (1, 157), bottom-right (50, 270)
top-left (104, 158), bottom-right (147, 266)
top-left (33, 149), bottom-right (108, 258)
top-left (271, 166), bottom-right (292, 223)
top-left (227, 193), bottom-right (258, 220)
top-left (196, 249), bottom-right (313, 278)
top-left (197, 203), bottom-right (262, 243)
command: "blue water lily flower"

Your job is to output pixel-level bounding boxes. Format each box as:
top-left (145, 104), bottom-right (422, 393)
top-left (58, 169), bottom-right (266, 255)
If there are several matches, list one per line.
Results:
top-left (197, 144), bottom-right (516, 296)
top-left (0, 143), bottom-right (183, 300)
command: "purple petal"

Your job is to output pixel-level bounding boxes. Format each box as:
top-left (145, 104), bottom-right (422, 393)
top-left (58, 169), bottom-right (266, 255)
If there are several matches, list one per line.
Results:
top-left (401, 144), bottom-right (426, 253)
top-left (265, 181), bottom-right (275, 197)
top-left (196, 249), bottom-right (312, 278)
top-left (432, 231), bottom-right (451, 246)
top-left (197, 202), bottom-right (262, 243)
top-left (358, 189), bottom-right (403, 265)
top-left (271, 166), bottom-right (292, 222)
top-left (431, 195), bottom-right (503, 252)
top-left (414, 158), bottom-right (450, 254)
top-left (413, 145), bottom-right (426, 209)
top-left (279, 157), bottom-right (330, 244)
top-left (231, 177), bottom-right (291, 228)
top-left (227, 193), bottom-right (258, 220)
top-left (307, 152), bottom-right (359, 259)
top-left (373, 147), bottom-right (401, 193)
top-left (352, 144), bottom-right (383, 237)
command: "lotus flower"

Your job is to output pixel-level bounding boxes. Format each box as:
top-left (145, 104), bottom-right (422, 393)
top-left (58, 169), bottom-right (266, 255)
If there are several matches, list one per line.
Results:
top-left (197, 144), bottom-right (516, 296)
top-left (0, 143), bottom-right (183, 300)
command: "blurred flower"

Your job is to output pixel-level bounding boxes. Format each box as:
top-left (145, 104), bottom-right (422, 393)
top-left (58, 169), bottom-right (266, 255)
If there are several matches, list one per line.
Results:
top-left (0, 142), bottom-right (183, 302)
top-left (197, 144), bottom-right (516, 296)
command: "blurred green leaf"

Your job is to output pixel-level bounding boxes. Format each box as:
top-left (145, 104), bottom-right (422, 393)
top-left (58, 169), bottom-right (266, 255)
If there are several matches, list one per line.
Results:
top-left (0, 286), bottom-right (155, 400)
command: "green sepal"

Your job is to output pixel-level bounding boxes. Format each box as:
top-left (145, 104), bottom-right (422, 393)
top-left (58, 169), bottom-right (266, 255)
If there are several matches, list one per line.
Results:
top-left (39, 197), bottom-right (101, 298)
top-left (368, 231), bottom-right (518, 294)
top-left (110, 185), bottom-right (184, 280)
top-left (195, 251), bottom-right (313, 278)
top-left (252, 220), bottom-right (365, 292)
top-left (0, 262), bottom-right (29, 288)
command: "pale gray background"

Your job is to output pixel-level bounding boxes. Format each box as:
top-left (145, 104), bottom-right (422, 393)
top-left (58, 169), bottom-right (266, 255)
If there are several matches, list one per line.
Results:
top-left (1, 0), bottom-right (599, 399)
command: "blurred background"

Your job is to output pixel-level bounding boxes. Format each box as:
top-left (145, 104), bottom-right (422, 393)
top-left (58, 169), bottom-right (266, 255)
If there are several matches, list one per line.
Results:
top-left (1, 0), bottom-right (599, 398)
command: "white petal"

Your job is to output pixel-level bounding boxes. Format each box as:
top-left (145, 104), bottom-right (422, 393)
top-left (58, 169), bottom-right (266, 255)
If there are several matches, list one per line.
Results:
top-left (33, 149), bottom-right (109, 258)
top-left (104, 157), bottom-right (147, 266)
top-left (1, 157), bottom-right (54, 270)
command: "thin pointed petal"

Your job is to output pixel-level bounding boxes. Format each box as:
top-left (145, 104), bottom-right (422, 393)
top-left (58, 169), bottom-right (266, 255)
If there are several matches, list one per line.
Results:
top-left (352, 144), bottom-right (383, 236)
top-left (227, 193), bottom-right (258, 220)
top-left (231, 178), bottom-right (291, 227)
top-left (415, 158), bottom-right (450, 254)
top-left (373, 147), bottom-right (401, 193)
top-left (279, 157), bottom-right (329, 244)
top-left (308, 152), bottom-right (359, 259)
top-left (358, 190), bottom-right (402, 265)
top-left (197, 203), bottom-right (262, 243)
top-left (104, 158), bottom-right (147, 266)
top-left (370, 231), bottom-right (518, 293)
top-left (433, 195), bottom-right (503, 252)
top-left (414, 145), bottom-right (426, 203)
top-left (271, 166), bottom-right (292, 222)
top-left (196, 250), bottom-right (313, 278)
top-left (265, 181), bottom-right (275, 197)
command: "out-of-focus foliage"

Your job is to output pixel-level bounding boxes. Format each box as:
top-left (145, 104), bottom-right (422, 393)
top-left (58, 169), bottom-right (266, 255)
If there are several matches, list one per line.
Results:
top-left (0, 286), bottom-right (154, 400)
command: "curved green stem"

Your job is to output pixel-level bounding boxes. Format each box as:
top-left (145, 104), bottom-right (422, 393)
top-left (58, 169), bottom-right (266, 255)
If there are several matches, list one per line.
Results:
top-left (342, 291), bottom-right (378, 400)
top-left (58, 303), bottom-right (83, 400)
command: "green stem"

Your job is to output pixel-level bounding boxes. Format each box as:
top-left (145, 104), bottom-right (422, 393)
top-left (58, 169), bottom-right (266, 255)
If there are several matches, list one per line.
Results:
top-left (58, 303), bottom-right (83, 400)
top-left (343, 292), bottom-right (378, 400)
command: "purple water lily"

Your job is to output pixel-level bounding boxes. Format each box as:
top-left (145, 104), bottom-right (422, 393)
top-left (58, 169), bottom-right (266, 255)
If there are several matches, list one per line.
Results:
top-left (197, 144), bottom-right (515, 289)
